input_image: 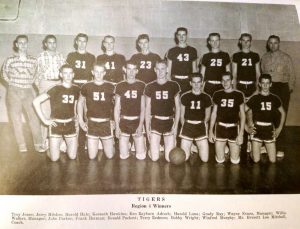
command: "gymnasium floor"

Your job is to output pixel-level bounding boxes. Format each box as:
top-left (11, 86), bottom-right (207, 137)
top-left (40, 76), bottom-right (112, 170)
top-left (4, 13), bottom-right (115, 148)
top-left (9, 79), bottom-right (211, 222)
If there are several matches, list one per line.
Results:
top-left (0, 123), bottom-right (299, 195)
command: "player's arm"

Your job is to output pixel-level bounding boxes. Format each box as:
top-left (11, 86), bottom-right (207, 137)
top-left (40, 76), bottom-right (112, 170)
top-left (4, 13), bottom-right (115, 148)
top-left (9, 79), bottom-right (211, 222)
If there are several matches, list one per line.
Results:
top-left (192, 59), bottom-right (198, 73)
top-left (204, 106), bottom-right (212, 123)
top-left (255, 62), bottom-right (261, 92)
top-left (287, 56), bottom-right (296, 93)
top-left (180, 103), bottom-right (185, 126)
top-left (209, 104), bottom-right (217, 143)
top-left (77, 94), bottom-right (87, 131)
top-left (114, 95), bottom-right (121, 138)
top-left (225, 63), bottom-right (231, 72)
top-left (200, 65), bottom-right (206, 81)
top-left (237, 103), bottom-right (246, 145)
top-left (244, 104), bottom-right (255, 134)
top-left (173, 94), bottom-right (181, 135)
top-left (136, 95), bottom-right (145, 137)
top-left (33, 93), bottom-right (57, 127)
top-left (274, 106), bottom-right (286, 138)
top-left (232, 62), bottom-right (238, 89)
top-left (1, 60), bottom-right (10, 86)
top-left (145, 96), bottom-right (152, 141)
top-left (167, 58), bottom-right (172, 80)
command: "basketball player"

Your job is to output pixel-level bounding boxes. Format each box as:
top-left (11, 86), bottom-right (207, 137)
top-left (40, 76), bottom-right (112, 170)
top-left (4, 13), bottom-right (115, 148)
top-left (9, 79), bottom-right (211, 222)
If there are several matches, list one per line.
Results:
top-left (245, 74), bottom-right (286, 163)
top-left (33, 64), bottom-right (80, 161)
top-left (180, 73), bottom-right (212, 162)
top-left (145, 60), bottom-right (181, 162)
top-left (130, 34), bottom-right (161, 84)
top-left (77, 62), bottom-right (115, 159)
top-left (200, 33), bottom-right (230, 97)
top-left (36, 35), bottom-right (66, 150)
top-left (209, 72), bottom-right (245, 164)
top-left (232, 33), bottom-right (260, 98)
top-left (97, 35), bottom-right (126, 85)
top-left (166, 27), bottom-right (198, 93)
top-left (66, 33), bottom-right (96, 152)
top-left (114, 61), bottom-right (146, 160)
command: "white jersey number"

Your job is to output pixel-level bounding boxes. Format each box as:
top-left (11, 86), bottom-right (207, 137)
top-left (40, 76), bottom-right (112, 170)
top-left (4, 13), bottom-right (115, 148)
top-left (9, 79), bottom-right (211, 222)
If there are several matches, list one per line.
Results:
top-left (62, 95), bottom-right (75, 104)
top-left (177, 53), bottom-right (189, 62)
top-left (105, 61), bottom-right (116, 70)
top-left (210, 59), bottom-right (222, 67)
top-left (261, 102), bottom-right (271, 111)
top-left (124, 90), bottom-right (137, 99)
top-left (241, 58), bottom-right (253, 66)
top-left (220, 99), bottom-right (234, 107)
top-left (155, 91), bottom-right (168, 100)
top-left (190, 101), bottom-right (201, 109)
top-left (75, 60), bottom-right (86, 69)
top-left (140, 61), bottom-right (151, 69)
top-left (93, 92), bottom-right (105, 101)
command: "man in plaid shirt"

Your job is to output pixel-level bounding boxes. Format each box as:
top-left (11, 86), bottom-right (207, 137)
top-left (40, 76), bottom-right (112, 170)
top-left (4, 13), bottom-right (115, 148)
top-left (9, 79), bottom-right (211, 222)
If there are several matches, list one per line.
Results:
top-left (2, 35), bottom-right (44, 153)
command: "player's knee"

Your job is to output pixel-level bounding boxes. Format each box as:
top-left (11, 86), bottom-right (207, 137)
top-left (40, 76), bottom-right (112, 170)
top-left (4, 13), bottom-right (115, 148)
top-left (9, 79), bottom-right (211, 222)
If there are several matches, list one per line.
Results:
top-left (215, 155), bottom-right (225, 164)
top-left (68, 153), bottom-right (77, 160)
top-left (230, 157), bottom-right (240, 164)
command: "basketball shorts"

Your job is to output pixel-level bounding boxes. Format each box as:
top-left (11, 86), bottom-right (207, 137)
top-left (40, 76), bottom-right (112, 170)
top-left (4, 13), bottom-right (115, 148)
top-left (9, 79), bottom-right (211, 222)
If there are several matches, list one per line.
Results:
top-left (204, 81), bottom-right (223, 97)
top-left (171, 76), bottom-right (190, 94)
top-left (251, 122), bottom-right (275, 143)
top-left (179, 121), bottom-right (207, 141)
top-left (237, 82), bottom-right (256, 99)
top-left (87, 119), bottom-right (113, 140)
top-left (49, 120), bottom-right (77, 138)
top-left (120, 118), bottom-right (140, 136)
top-left (215, 122), bottom-right (239, 142)
top-left (151, 117), bottom-right (174, 136)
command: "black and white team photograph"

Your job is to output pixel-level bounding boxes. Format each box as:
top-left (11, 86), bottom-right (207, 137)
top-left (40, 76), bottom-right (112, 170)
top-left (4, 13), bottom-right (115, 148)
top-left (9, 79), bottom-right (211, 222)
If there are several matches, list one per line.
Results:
top-left (0, 0), bottom-right (300, 198)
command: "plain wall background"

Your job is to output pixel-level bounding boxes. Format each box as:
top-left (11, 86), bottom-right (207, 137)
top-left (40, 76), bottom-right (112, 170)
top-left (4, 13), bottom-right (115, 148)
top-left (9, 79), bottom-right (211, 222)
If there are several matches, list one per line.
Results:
top-left (0, 0), bottom-right (299, 125)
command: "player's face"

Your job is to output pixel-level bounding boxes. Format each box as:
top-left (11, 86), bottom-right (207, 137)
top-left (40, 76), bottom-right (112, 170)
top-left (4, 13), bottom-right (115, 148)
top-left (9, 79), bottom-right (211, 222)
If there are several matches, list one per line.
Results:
top-left (240, 36), bottom-right (251, 49)
top-left (76, 36), bottom-right (87, 51)
top-left (138, 38), bottom-right (149, 53)
top-left (103, 37), bottom-right (115, 52)
top-left (268, 38), bottom-right (280, 52)
top-left (259, 78), bottom-right (272, 93)
top-left (92, 65), bottom-right (106, 82)
top-left (60, 67), bottom-right (74, 83)
top-left (176, 31), bottom-right (187, 44)
top-left (16, 37), bottom-right (28, 52)
top-left (125, 64), bottom-right (138, 80)
top-left (221, 75), bottom-right (232, 90)
top-left (190, 77), bottom-right (202, 92)
top-left (45, 38), bottom-right (57, 52)
top-left (209, 36), bottom-right (220, 49)
top-left (155, 63), bottom-right (168, 79)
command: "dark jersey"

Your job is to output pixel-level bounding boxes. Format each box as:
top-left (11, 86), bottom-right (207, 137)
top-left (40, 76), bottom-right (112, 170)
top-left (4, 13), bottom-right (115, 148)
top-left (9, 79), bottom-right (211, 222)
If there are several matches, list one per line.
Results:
top-left (130, 52), bottom-right (161, 84)
top-left (166, 46), bottom-right (197, 76)
top-left (80, 81), bottom-right (115, 119)
top-left (232, 51), bottom-right (260, 82)
top-left (145, 80), bottom-right (180, 116)
top-left (181, 91), bottom-right (212, 121)
top-left (47, 84), bottom-right (80, 119)
top-left (66, 52), bottom-right (95, 84)
top-left (115, 80), bottom-right (145, 116)
top-left (96, 53), bottom-right (126, 84)
top-left (213, 90), bottom-right (244, 123)
top-left (201, 51), bottom-right (230, 81)
top-left (247, 93), bottom-right (282, 123)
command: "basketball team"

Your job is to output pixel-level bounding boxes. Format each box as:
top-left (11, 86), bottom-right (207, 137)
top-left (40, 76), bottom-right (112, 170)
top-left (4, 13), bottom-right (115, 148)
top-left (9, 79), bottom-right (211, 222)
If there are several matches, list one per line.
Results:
top-left (1, 27), bottom-right (295, 164)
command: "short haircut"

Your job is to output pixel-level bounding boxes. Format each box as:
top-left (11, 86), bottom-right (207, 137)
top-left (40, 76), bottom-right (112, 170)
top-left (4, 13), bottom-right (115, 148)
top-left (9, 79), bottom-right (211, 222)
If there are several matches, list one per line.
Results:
top-left (267, 35), bottom-right (280, 43)
top-left (136, 34), bottom-right (150, 52)
top-left (93, 61), bottom-right (106, 70)
top-left (126, 60), bottom-right (138, 67)
top-left (176, 27), bottom-right (188, 35)
top-left (101, 35), bottom-right (115, 52)
top-left (13, 34), bottom-right (28, 52)
top-left (259, 74), bottom-right (272, 83)
top-left (43, 34), bottom-right (57, 50)
top-left (74, 33), bottom-right (88, 50)
top-left (222, 71), bottom-right (233, 80)
top-left (189, 73), bottom-right (203, 81)
top-left (59, 63), bottom-right (74, 73)
top-left (208, 32), bottom-right (221, 40)
top-left (155, 59), bottom-right (167, 67)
